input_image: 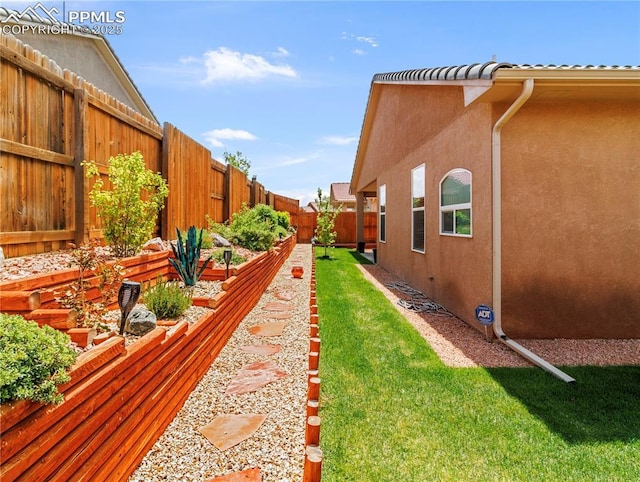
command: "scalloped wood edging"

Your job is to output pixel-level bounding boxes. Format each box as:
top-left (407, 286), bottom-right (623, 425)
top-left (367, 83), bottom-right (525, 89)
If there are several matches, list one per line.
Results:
top-left (0, 236), bottom-right (296, 481)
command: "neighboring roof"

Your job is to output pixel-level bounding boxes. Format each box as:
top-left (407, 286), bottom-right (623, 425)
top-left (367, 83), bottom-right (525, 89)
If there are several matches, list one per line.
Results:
top-left (330, 183), bottom-right (356, 203)
top-left (0, 7), bottom-right (157, 123)
top-left (352, 61), bottom-right (640, 193)
top-left (304, 202), bottom-right (319, 213)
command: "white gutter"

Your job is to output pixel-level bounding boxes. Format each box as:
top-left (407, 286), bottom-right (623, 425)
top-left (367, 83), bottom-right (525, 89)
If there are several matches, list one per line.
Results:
top-left (491, 78), bottom-right (576, 384)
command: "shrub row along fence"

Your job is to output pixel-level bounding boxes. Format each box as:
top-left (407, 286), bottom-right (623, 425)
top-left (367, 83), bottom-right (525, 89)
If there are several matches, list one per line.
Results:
top-left (0, 34), bottom-right (299, 258)
top-left (0, 236), bottom-right (296, 481)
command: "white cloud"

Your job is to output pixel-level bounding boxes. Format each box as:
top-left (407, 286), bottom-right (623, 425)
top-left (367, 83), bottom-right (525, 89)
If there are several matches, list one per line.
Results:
top-left (318, 135), bottom-right (358, 146)
top-left (273, 47), bottom-right (290, 58)
top-left (201, 47), bottom-right (297, 83)
top-left (202, 128), bottom-right (257, 148)
top-left (356, 36), bottom-right (378, 47)
top-left (341, 32), bottom-right (379, 55)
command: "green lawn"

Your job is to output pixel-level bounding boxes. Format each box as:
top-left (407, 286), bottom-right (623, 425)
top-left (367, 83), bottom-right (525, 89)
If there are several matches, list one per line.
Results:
top-left (315, 247), bottom-right (640, 482)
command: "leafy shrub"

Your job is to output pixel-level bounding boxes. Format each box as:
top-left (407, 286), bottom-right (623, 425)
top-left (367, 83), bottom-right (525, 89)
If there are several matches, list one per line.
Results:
top-left (142, 279), bottom-right (192, 319)
top-left (56, 240), bottom-right (124, 329)
top-left (83, 151), bottom-right (169, 258)
top-left (206, 217), bottom-right (234, 242)
top-left (200, 229), bottom-right (214, 249)
top-left (169, 226), bottom-right (213, 286)
top-left (226, 204), bottom-right (291, 251)
top-left (211, 248), bottom-right (246, 266)
top-left (0, 314), bottom-right (78, 405)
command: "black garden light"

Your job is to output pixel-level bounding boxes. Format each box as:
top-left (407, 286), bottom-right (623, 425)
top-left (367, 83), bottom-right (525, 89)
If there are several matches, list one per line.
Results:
top-left (118, 280), bottom-right (141, 335)
top-left (223, 248), bottom-right (232, 280)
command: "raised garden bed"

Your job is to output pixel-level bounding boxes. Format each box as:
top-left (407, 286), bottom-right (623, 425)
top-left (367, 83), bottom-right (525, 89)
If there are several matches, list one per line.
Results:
top-left (0, 236), bottom-right (296, 481)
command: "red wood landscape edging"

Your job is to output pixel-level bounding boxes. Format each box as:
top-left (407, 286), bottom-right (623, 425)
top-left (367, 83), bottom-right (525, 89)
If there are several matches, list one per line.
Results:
top-left (0, 236), bottom-right (296, 481)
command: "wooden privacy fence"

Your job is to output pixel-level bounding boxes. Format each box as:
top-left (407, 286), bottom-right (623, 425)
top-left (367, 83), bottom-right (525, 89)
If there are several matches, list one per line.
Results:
top-left (0, 34), bottom-right (298, 258)
top-left (296, 211), bottom-right (378, 245)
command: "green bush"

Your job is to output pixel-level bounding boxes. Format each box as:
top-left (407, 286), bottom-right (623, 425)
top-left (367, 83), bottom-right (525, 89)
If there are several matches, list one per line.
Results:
top-left (227, 204), bottom-right (290, 251)
top-left (83, 151), bottom-right (169, 258)
top-left (211, 248), bottom-right (246, 266)
top-left (142, 279), bottom-right (192, 319)
top-left (0, 314), bottom-right (78, 405)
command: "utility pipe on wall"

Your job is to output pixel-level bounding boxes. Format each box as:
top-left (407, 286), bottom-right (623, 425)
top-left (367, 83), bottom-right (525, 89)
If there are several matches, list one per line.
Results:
top-left (491, 78), bottom-right (576, 384)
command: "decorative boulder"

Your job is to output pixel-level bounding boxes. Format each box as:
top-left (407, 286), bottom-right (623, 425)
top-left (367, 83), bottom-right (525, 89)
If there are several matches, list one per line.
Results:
top-left (125, 306), bottom-right (157, 336)
top-left (143, 237), bottom-right (168, 251)
top-left (213, 234), bottom-right (231, 247)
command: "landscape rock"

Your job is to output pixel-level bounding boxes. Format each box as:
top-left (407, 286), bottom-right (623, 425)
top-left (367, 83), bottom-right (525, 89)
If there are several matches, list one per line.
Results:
top-left (212, 234), bottom-right (231, 247)
top-left (143, 237), bottom-right (169, 251)
top-left (126, 306), bottom-right (157, 336)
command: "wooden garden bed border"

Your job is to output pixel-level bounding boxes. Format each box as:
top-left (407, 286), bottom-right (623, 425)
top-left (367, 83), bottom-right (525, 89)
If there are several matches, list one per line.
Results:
top-left (0, 236), bottom-right (296, 481)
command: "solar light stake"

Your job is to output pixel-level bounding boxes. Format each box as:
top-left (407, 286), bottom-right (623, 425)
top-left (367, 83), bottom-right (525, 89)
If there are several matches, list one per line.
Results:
top-left (118, 280), bottom-right (141, 335)
top-left (223, 248), bottom-right (232, 280)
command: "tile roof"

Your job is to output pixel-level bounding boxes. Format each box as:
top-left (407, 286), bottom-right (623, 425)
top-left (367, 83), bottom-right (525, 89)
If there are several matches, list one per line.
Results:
top-left (330, 182), bottom-right (355, 203)
top-left (373, 61), bottom-right (640, 83)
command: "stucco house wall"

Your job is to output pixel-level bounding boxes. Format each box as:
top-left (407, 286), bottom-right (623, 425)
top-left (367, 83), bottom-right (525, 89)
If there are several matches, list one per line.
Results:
top-left (500, 100), bottom-right (640, 338)
top-left (368, 84), bottom-right (494, 329)
top-left (352, 62), bottom-right (640, 340)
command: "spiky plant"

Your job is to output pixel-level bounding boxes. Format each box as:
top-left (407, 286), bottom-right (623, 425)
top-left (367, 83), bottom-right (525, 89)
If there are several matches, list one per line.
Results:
top-left (168, 226), bottom-right (213, 286)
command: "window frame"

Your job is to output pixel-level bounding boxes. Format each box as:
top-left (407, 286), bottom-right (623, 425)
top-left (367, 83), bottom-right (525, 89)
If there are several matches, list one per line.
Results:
top-left (439, 168), bottom-right (472, 238)
top-left (411, 164), bottom-right (425, 253)
top-left (378, 184), bottom-right (386, 243)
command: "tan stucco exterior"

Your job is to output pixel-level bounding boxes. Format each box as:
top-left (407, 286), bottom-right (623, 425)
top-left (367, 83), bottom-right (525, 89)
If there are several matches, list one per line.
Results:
top-left (352, 65), bottom-right (640, 339)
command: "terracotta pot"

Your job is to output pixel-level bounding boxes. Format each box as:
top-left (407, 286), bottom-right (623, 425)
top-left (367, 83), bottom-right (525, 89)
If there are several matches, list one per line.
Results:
top-left (291, 266), bottom-right (304, 279)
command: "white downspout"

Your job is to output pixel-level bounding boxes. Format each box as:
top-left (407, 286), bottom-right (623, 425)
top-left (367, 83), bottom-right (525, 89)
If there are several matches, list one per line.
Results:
top-left (491, 78), bottom-right (576, 384)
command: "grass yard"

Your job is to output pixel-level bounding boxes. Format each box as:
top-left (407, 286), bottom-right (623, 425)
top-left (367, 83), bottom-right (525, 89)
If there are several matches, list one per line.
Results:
top-left (315, 247), bottom-right (640, 482)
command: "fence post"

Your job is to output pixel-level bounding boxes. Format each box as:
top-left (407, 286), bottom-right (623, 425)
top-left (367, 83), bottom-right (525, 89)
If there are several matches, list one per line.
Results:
top-left (74, 88), bottom-right (89, 246)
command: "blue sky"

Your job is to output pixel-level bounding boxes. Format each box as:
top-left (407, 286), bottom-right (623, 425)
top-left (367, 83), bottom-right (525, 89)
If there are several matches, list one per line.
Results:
top-left (6, 1), bottom-right (640, 206)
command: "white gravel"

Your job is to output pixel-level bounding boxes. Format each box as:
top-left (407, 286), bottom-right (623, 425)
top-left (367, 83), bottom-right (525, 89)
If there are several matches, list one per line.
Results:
top-left (128, 244), bottom-right (312, 482)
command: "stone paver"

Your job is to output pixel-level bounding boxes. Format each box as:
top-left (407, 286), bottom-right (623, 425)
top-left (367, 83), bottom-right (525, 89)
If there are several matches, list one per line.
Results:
top-left (247, 321), bottom-right (288, 337)
top-left (224, 360), bottom-right (288, 396)
top-left (199, 414), bottom-right (267, 451)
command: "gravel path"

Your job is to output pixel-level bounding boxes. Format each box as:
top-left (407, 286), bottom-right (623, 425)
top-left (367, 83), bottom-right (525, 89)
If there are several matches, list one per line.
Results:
top-left (129, 244), bottom-right (312, 482)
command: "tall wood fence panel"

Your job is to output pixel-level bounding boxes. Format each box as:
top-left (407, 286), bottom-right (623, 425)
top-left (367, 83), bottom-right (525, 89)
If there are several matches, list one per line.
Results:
top-left (162, 123), bottom-right (224, 237)
top-left (226, 164), bottom-right (251, 220)
top-left (1, 34), bottom-right (301, 258)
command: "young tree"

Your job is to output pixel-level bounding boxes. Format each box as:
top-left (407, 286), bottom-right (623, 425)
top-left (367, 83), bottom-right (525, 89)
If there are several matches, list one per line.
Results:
top-left (223, 150), bottom-right (251, 177)
top-left (314, 188), bottom-right (342, 258)
top-left (83, 151), bottom-right (169, 258)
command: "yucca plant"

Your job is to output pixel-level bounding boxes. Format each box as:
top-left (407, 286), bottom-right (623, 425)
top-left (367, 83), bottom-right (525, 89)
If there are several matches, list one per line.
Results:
top-left (168, 226), bottom-right (213, 286)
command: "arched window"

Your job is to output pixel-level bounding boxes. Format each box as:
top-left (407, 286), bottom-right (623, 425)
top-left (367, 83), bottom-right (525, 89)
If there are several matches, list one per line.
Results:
top-left (440, 169), bottom-right (472, 237)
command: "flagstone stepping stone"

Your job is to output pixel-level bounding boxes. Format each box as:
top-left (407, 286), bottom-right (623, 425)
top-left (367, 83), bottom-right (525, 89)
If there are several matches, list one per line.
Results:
top-left (225, 360), bottom-right (288, 396)
top-left (262, 302), bottom-right (293, 312)
top-left (239, 344), bottom-right (282, 356)
top-left (248, 321), bottom-right (288, 337)
top-left (274, 290), bottom-right (295, 301)
top-left (262, 311), bottom-right (292, 320)
top-left (205, 467), bottom-right (262, 482)
top-left (199, 414), bottom-right (267, 451)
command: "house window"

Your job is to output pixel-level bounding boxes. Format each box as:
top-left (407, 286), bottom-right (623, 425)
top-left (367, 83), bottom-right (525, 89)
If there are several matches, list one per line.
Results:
top-left (379, 184), bottom-right (386, 243)
top-left (411, 164), bottom-right (425, 252)
top-left (440, 169), bottom-right (472, 237)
